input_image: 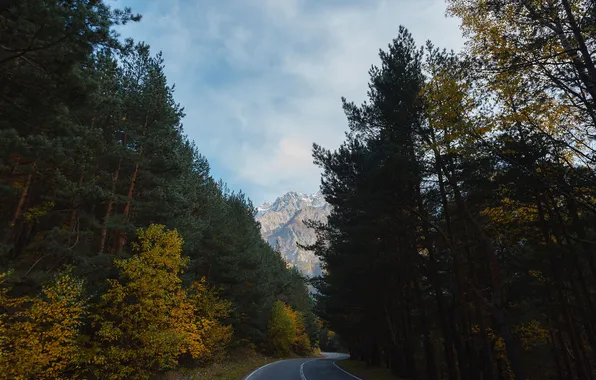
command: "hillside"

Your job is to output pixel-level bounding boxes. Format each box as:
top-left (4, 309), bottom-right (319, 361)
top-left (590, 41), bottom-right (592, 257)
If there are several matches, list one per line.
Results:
top-left (0, 3), bottom-right (318, 378)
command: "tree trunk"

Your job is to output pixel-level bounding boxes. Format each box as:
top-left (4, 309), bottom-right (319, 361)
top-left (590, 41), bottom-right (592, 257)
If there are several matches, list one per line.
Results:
top-left (477, 303), bottom-right (496, 380)
top-left (370, 337), bottom-right (381, 367)
top-left (66, 172), bottom-right (85, 247)
top-left (555, 275), bottom-right (591, 380)
top-left (122, 162), bottom-right (139, 219)
top-left (417, 160), bottom-right (462, 380)
top-left (115, 114), bottom-right (149, 252)
top-left (538, 197), bottom-right (591, 380)
top-left (445, 168), bottom-right (526, 380)
top-left (99, 157), bottom-right (121, 254)
top-left (546, 195), bottom-right (596, 372)
top-left (114, 161), bottom-right (139, 252)
top-left (415, 279), bottom-right (438, 380)
top-left (549, 330), bottom-right (564, 380)
top-left (5, 162), bottom-right (36, 259)
top-left (560, 0), bottom-right (596, 93)
top-left (522, 0), bottom-right (596, 109)
top-left (403, 293), bottom-right (418, 379)
top-left (566, 194), bottom-right (596, 301)
top-left (9, 162), bottom-right (35, 228)
top-left (547, 279), bottom-right (574, 380)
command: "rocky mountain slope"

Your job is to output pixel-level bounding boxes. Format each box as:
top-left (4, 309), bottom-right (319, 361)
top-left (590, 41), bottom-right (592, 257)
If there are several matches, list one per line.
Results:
top-left (256, 191), bottom-right (329, 277)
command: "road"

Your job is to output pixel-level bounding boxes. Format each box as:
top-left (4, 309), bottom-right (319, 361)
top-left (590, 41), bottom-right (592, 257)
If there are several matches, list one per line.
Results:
top-left (244, 352), bottom-right (361, 380)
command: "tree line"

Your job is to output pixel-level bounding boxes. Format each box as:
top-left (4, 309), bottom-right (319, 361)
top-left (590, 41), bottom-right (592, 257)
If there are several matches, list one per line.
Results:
top-left (0, 1), bottom-right (317, 378)
top-left (308, 1), bottom-right (596, 379)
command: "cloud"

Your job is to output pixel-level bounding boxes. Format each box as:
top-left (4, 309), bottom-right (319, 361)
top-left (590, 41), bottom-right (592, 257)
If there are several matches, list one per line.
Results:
top-left (116, 0), bottom-right (464, 204)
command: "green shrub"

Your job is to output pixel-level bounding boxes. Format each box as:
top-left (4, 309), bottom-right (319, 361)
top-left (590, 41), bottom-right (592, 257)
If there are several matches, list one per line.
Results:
top-left (267, 301), bottom-right (296, 356)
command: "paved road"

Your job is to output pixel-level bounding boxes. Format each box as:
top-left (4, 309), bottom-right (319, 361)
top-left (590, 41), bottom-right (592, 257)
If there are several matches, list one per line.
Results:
top-left (244, 352), bottom-right (360, 380)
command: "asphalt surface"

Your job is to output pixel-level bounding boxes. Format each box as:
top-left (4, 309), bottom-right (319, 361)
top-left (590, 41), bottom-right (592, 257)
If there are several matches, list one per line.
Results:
top-left (244, 352), bottom-right (361, 380)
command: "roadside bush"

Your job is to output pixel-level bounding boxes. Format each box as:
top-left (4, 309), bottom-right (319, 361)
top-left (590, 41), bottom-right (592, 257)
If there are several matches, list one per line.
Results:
top-left (293, 332), bottom-right (312, 355)
top-left (0, 270), bottom-right (86, 379)
top-left (267, 300), bottom-right (296, 356)
top-left (90, 224), bottom-right (232, 379)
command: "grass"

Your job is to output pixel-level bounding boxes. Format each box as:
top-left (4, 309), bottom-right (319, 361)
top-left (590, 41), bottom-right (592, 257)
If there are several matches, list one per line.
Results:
top-left (336, 359), bottom-right (406, 380)
top-left (161, 347), bottom-right (324, 380)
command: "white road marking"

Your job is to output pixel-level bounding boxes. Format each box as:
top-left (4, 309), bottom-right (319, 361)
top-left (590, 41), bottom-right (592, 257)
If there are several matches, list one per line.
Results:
top-left (246, 354), bottom-right (352, 380)
top-left (300, 358), bottom-right (320, 380)
top-left (333, 360), bottom-right (362, 380)
top-left (244, 360), bottom-right (281, 380)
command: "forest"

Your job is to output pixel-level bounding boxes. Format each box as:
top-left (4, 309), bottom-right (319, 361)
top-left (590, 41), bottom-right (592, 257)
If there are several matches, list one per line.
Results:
top-left (0, 1), bottom-right (318, 379)
top-left (308, 1), bottom-right (596, 380)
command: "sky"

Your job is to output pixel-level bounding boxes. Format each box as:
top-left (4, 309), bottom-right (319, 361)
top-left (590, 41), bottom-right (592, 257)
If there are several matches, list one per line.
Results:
top-left (114, 0), bottom-right (464, 205)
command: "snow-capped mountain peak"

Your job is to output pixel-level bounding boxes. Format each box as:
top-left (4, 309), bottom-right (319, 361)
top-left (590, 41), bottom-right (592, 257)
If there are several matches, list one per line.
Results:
top-left (255, 191), bottom-right (329, 277)
top-left (260, 191), bottom-right (325, 212)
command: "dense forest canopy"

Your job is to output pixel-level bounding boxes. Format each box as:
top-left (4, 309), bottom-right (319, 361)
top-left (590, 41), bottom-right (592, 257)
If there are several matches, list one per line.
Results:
top-left (0, 1), bottom-right (317, 378)
top-left (309, 1), bottom-right (596, 380)
top-left (2, 0), bottom-right (596, 379)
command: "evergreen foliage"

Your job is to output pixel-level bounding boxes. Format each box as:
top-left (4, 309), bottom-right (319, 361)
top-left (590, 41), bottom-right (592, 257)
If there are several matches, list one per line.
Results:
top-left (0, 1), bottom-right (317, 378)
top-left (309, 4), bottom-right (596, 379)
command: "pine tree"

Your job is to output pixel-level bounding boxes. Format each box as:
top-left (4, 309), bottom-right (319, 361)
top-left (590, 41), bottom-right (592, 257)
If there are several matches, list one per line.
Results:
top-left (0, 2), bottom-right (318, 377)
top-left (310, 13), bottom-right (596, 380)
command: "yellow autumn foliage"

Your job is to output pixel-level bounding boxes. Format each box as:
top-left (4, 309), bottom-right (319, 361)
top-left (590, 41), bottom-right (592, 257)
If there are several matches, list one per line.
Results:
top-left (268, 300), bottom-right (296, 356)
top-left (446, 0), bottom-right (588, 154)
top-left (515, 320), bottom-right (550, 352)
top-left (293, 330), bottom-right (312, 356)
top-left (187, 278), bottom-right (233, 363)
top-left (0, 225), bottom-right (233, 379)
top-left (0, 270), bottom-right (86, 380)
top-left (267, 300), bottom-right (311, 356)
top-left (291, 310), bottom-right (311, 355)
top-left (472, 320), bottom-right (550, 380)
top-left (89, 224), bottom-right (232, 379)
top-left (23, 201), bottom-right (55, 223)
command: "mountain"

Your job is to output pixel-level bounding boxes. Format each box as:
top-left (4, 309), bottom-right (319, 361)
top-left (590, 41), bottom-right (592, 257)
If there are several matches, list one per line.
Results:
top-left (256, 191), bottom-right (330, 277)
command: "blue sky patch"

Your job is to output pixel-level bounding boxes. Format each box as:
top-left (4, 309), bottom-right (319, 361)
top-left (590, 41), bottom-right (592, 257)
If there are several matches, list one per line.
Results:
top-left (114, 0), bottom-right (463, 204)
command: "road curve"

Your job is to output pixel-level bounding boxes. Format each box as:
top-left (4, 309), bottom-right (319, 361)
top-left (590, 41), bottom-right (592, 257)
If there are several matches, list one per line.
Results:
top-left (244, 352), bottom-right (360, 380)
